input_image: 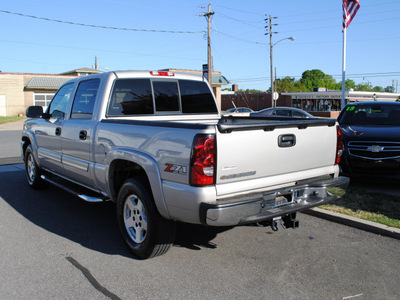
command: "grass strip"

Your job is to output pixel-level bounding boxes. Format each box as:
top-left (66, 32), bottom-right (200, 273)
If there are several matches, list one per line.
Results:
top-left (320, 188), bottom-right (400, 229)
top-left (0, 116), bottom-right (25, 124)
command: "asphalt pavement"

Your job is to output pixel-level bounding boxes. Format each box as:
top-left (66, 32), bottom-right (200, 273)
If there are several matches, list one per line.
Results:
top-left (1, 119), bottom-right (399, 241)
top-left (0, 119), bottom-right (25, 165)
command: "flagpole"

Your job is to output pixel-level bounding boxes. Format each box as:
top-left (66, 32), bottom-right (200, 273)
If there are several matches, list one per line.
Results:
top-left (341, 0), bottom-right (360, 110)
top-left (341, 25), bottom-right (347, 110)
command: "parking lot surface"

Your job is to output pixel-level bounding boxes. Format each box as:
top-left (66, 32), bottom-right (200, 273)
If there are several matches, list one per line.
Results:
top-left (1, 164), bottom-right (400, 299)
top-left (1, 121), bottom-right (400, 299)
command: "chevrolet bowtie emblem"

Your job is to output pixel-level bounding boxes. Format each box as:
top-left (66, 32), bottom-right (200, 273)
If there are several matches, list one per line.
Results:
top-left (367, 145), bottom-right (384, 152)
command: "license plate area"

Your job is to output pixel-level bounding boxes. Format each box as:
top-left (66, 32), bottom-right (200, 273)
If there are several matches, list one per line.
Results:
top-left (275, 194), bottom-right (292, 206)
top-left (262, 190), bottom-right (295, 210)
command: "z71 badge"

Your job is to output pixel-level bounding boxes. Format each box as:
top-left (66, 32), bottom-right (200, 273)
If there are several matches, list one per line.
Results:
top-left (164, 163), bottom-right (187, 174)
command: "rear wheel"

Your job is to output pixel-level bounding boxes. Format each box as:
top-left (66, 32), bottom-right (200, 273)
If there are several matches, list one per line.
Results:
top-left (116, 178), bottom-right (176, 259)
top-left (24, 145), bottom-right (45, 189)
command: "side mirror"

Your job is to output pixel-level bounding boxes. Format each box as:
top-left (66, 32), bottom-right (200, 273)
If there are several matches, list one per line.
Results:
top-left (26, 106), bottom-right (43, 118)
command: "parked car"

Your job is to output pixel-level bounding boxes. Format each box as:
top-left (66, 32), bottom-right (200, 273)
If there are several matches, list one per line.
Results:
top-left (223, 107), bottom-right (253, 116)
top-left (250, 107), bottom-right (316, 119)
top-left (337, 101), bottom-right (400, 180)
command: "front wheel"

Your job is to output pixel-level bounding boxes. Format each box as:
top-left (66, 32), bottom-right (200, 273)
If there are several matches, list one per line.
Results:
top-left (116, 178), bottom-right (176, 259)
top-left (24, 145), bottom-right (45, 189)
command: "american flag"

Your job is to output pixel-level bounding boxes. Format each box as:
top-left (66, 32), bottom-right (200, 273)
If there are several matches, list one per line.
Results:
top-left (343, 0), bottom-right (360, 29)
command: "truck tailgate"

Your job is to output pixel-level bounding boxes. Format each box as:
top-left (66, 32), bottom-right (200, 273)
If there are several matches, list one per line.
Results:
top-left (215, 120), bottom-right (338, 195)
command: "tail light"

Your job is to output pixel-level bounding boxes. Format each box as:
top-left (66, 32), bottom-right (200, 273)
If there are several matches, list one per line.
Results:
top-left (190, 134), bottom-right (215, 186)
top-left (336, 125), bottom-right (344, 164)
top-left (150, 71), bottom-right (174, 76)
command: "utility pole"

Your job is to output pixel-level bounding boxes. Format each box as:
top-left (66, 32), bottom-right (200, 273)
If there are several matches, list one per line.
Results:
top-left (392, 79), bottom-right (398, 93)
top-left (203, 4), bottom-right (214, 84)
top-left (94, 56), bottom-right (99, 70)
top-left (265, 15), bottom-right (278, 107)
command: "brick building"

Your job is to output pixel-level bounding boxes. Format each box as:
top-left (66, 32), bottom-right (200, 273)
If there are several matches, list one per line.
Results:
top-left (0, 68), bottom-right (103, 116)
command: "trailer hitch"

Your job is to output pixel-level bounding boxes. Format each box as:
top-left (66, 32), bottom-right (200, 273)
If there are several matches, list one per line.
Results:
top-left (282, 213), bottom-right (299, 229)
top-left (271, 220), bottom-right (279, 231)
top-left (257, 213), bottom-right (299, 231)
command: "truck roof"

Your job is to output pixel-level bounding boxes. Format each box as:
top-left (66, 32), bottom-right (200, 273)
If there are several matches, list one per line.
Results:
top-left (63, 70), bottom-right (207, 83)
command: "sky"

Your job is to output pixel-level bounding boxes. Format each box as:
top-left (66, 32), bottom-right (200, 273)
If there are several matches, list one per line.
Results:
top-left (0, 0), bottom-right (399, 91)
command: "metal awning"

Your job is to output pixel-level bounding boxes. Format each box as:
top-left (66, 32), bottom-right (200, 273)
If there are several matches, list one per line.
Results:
top-left (25, 77), bottom-right (72, 90)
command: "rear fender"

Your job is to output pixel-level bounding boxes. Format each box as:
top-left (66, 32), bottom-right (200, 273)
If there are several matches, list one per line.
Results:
top-left (106, 148), bottom-right (170, 219)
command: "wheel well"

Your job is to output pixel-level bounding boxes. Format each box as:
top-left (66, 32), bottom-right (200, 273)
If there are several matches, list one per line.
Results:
top-left (109, 159), bottom-right (151, 201)
top-left (22, 137), bottom-right (31, 159)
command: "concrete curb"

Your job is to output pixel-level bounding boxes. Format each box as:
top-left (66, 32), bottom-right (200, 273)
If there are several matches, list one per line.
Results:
top-left (304, 207), bottom-right (400, 240)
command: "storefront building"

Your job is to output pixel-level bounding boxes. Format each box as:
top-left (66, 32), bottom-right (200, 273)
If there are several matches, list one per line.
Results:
top-left (221, 87), bottom-right (400, 118)
top-left (286, 90), bottom-right (400, 118)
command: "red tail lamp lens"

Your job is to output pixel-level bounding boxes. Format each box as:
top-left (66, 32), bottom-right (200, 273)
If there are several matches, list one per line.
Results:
top-left (190, 134), bottom-right (215, 186)
top-left (336, 125), bottom-right (344, 164)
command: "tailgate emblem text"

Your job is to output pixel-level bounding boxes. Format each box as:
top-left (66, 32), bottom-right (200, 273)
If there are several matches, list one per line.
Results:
top-left (220, 171), bottom-right (256, 180)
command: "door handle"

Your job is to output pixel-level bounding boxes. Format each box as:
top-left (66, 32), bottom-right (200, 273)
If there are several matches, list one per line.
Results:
top-left (55, 127), bottom-right (62, 136)
top-left (79, 130), bottom-right (87, 140)
top-left (278, 134), bottom-right (296, 148)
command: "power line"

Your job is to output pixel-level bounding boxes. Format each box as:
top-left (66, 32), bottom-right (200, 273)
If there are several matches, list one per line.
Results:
top-left (0, 9), bottom-right (204, 34)
top-left (0, 38), bottom-right (204, 61)
top-left (217, 12), bottom-right (262, 28)
top-left (212, 29), bottom-right (267, 45)
top-left (213, 4), bottom-right (262, 16)
top-left (231, 71), bottom-right (400, 83)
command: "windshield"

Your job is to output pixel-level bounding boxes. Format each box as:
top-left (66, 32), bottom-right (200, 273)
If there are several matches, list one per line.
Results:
top-left (338, 103), bottom-right (400, 126)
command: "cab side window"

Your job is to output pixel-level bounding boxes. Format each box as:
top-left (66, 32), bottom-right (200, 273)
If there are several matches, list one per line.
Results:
top-left (107, 79), bottom-right (153, 116)
top-left (71, 79), bottom-right (100, 118)
top-left (47, 83), bottom-right (74, 119)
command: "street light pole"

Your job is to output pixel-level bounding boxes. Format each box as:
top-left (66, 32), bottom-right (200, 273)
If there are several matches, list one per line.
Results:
top-left (270, 36), bottom-right (295, 107)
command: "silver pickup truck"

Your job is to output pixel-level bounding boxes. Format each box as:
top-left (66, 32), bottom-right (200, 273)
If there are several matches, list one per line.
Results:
top-left (22, 70), bottom-right (349, 259)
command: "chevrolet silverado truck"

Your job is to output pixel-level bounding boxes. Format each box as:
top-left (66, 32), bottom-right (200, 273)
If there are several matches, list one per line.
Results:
top-left (22, 70), bottom-right (349, 259)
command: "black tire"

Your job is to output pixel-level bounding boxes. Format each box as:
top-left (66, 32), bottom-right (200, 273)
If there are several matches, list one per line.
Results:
top-left (24, 145), bottom-right (45, 189)
top-left (116, 178), bottom-right (176, 259)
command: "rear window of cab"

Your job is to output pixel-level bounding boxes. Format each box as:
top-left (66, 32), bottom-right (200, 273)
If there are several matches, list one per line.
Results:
top-left (107, 78), bottom-right (217, 116)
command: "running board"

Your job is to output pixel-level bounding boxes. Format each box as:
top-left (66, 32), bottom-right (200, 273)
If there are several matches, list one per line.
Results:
top-left (40, 174), bottom-right (107, 203)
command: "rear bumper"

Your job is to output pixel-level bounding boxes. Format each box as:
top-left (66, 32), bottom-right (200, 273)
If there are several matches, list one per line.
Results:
top-left (200, 176), bottom-right (349, 226)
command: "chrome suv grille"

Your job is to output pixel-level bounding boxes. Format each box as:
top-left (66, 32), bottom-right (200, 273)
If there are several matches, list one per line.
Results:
top-left (348, 141), bottom-right (400, 160)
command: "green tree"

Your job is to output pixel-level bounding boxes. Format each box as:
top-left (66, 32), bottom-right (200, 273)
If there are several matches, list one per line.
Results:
top-left (239, 89), bottom-right (264, 93)
top-left (372, 86), bottom-right (384, 92)
top-left (299, 69), bottom-right (337, 91)
top-left (385, 86), bottom-right (394, 93)
top-left (276, 77), bottom-right (298, 93)
top-left (335, 79), bottom-right (356, 91)
top-left (355, 82), bottom-right (373, 91)
top-left (324, 74), bottom-right (337, 90)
